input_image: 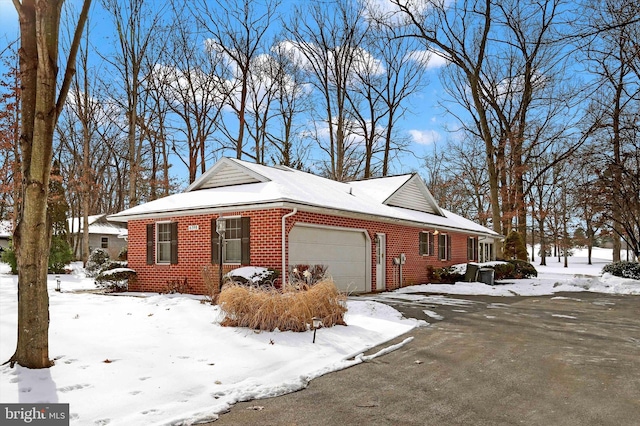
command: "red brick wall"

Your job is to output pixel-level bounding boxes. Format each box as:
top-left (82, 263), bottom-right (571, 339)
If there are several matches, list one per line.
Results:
top-left (128, 207), bottom-right (475, 294)
top-left (286, 211), bottom-right (471, 290)
top-left (128, 209), bottom-right (287, 294)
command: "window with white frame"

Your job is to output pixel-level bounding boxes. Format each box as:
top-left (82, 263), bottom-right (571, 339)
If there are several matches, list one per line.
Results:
top-left (223, 218), bottom-right (242, 263)
top-left (211, 217), bottom-right (250, 265)
top-left (419, 232), bottom-right (434, 256)
top-left (156, 222), bottom-right (173, 263)
top-left (439, 233), bottom-right (451, 261)
top-left (467, 237), bottom-right (477, 261)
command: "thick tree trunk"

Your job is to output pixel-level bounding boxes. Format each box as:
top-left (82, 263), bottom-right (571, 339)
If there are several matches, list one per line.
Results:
top-left (10, 0), bottom-right (62, 369)
top-left (9, 0), bottom-right (91, 369)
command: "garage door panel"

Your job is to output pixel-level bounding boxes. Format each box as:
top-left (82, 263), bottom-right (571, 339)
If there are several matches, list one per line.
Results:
top-left (289, 226), bottom-right (367, 293)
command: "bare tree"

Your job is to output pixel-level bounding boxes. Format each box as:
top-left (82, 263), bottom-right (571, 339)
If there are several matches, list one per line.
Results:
top-left (286, 0), bottom-right (369, 180)
top-left (7, 0), bottom-right (91, 369)
top-left (0, 42), bottom-right (21, 224)
top-left (390, 0), bottom-right (582, 255)
top-left (264, 39), bottom-right (312, 168)
top-left (350, 16), bottom-right (428, 177)
top-left (157, 1), bottom-right (226, 183)
top-left (101, 0), bottom-right (167, 207)
top-left (578, 0), bottom-right (640, 261)
top-left (195, 0), bottom-right (281, 160)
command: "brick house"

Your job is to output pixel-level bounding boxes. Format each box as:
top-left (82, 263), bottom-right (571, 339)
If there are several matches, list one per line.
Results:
top-left (109, 158), bottom-right (499, 294)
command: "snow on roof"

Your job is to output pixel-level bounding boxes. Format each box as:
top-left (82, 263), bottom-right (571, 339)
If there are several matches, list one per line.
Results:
top-left (110, 158), bottom-right (499, 237)
top-left (68, 214), bottom-right (127, 235)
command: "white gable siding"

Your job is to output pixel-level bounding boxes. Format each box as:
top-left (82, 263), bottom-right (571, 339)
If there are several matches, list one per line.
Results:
top-left (198, 163), bottom-right (262, 189)
top-left (386, 178), bottom-right (438, 214)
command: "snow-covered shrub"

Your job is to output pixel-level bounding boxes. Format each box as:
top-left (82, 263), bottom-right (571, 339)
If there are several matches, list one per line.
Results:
top-left (118, 246), bottom-right (128, 261)
top-left (507, 259), bottom-right (537, 278)
top-left (218, 279), bottom-right (347, 332)
top-left (492, 263), bottom-right (516, 280)
top-left (484, 260), bottom-right (537, 280)
top-left (603, 261), bottom-right (640, 280)
top-left (95, 267), bottom-right (135, 292)
top-left (426, 266), bottom-right (464, 283)
top-left (226, 267), bottom-right (280, 287)
top-left (86, 248), bottom-right (110, 277)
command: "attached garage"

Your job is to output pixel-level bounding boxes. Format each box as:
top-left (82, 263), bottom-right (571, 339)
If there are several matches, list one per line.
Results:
top-left (288, 224), bottom-right (370, 293)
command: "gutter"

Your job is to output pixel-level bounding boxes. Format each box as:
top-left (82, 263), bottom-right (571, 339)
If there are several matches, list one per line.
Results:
top-left (281, 208), bottom-right (298, 287)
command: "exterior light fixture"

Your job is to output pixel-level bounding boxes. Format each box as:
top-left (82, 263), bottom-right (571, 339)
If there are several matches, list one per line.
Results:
top-left (312, 317), bottom-right (322, 343)
top-left (433, 230), bottom-right (439, 235)
top-left (55, 275), bottom-right (61, 292)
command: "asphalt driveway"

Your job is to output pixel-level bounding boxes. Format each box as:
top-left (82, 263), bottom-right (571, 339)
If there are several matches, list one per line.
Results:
top-left (211, 292), bottom-right (640, 425)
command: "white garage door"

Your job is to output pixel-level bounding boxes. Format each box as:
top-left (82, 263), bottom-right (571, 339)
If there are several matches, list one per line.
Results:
top-left (289, 225), bottom-right (369, 293)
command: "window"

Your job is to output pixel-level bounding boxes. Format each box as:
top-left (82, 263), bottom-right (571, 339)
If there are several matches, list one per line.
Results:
top-left (467, 237), bottom-right (478, 261)
top-left (101, 237), bottom-right (109, 249)
top-left (419, 232), bottom-right (434, 256)
top-left (212, 217), bottom-right (250, 265)
top-left (147, 222), bottom-right (178, 265)
top-left (439, 233), bottom-right (451, 261)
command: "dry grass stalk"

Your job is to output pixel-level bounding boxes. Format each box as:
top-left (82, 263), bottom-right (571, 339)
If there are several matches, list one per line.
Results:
top-left (218, 279), bottom-right (347, 332)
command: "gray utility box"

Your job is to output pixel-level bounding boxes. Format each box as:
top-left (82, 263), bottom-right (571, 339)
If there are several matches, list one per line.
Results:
top-left (478, 268), bottom-right (495, 285)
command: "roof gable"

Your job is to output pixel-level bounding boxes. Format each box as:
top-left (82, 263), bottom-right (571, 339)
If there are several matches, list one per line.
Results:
top-left (383, 174), bottom-right (444, 216)
top-left (186, 158), bottom-right (270, 191)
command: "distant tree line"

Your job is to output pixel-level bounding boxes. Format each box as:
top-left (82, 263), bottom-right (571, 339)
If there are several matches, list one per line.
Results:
top-left (0, 0), bottom-right (638, 263)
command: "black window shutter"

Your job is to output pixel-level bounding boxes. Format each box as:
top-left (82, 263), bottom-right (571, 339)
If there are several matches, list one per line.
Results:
top-left (240, 217), bottom-right (250, 265)
top-left (146, 223), bottom-right (154, 265)
top-left (170, 222), bottom-right (178, 264)
top-left (447, 234), bottom-right (452, 260)
top-left (211, 218), bottom-right (220, 264)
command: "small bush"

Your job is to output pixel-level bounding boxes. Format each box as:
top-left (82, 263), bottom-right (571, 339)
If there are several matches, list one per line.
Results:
top-left (1, 242), bottom-right (17, 274)
top-left (0, 236), bottom-right (74, 275)
top-left (202, 265), bottom-right (221, 304)
top-left (218, 279), bottom-right (347, 332)
top-left (603, 261), bottom-right (640, 280)
top-left (426, 265), bottom-right (464, 283)
top-left (48, 235), bottom-right (74, 274)
top-left (161, 277), bottom-right (193, 294)
top-left (95, 268), bottom-right (135, 292)
top-left (289, 264), bottom-right (328, 286)
top-left (507, 259), bottom-right (538, 279)
top-left (492, 263), bottom-right (516, 280)
top-left (86, 248), bottom-right (110, 277)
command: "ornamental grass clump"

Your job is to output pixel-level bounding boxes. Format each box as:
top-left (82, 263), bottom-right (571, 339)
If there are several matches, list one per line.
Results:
top-left (218, 279), bottom-right (347, 332)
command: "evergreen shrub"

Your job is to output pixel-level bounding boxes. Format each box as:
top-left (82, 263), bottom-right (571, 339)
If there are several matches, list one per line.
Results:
top-left (602, 261), bottom-right (640, 280)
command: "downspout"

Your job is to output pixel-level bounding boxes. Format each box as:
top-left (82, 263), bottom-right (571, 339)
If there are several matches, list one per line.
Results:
top-left (281, 208), bottom-right (298, 287)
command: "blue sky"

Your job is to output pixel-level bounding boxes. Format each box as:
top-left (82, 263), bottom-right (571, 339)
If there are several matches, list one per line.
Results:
top-left (1, 0), bottom-right (458, 184)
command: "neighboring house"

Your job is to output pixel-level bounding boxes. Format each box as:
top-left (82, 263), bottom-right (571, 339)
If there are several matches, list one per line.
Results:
top-left (109, 158), bottom-right (500, 295)
top-left (0, 221), bottom-right (12, 252)
top-left (68, 214), bottom-right (128, 260)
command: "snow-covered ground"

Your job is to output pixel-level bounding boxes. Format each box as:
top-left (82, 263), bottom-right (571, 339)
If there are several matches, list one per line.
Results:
top-left (0, 247), bottom-right (637, 425)
top-left (0, 263), bottom-right (420, 425)
top-left (392, 247), bottom-right (639, 297)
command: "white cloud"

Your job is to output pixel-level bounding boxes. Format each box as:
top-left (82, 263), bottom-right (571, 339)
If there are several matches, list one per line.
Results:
top-left (409, 129), bottom-right (441, 145)
top-left (406, 49), bottom-right (449, 70)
